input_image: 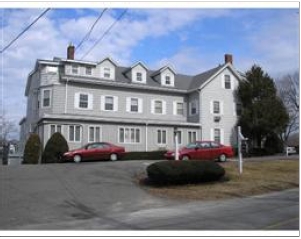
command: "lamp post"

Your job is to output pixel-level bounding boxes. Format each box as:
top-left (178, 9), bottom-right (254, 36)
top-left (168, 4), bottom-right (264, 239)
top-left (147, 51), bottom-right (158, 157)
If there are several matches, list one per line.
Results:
top-left (174, 127), bottom-right (179, 161)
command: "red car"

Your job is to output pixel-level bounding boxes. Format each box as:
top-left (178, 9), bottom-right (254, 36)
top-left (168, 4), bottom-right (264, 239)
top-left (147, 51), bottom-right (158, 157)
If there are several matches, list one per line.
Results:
top-left (164, 141), bottom-right (234, 162)
top-left (63, 142), bottom-right (125, 163)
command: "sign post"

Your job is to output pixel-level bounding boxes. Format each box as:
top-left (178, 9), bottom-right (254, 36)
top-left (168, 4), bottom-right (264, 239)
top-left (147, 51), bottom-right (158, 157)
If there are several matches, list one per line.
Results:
top-left (237, 126), bottom-right (246, 174)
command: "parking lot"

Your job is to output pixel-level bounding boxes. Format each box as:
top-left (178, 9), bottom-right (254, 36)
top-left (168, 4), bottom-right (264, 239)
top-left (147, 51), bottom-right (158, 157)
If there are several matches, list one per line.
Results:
top-left (0, 159), bottom-right (299, 234)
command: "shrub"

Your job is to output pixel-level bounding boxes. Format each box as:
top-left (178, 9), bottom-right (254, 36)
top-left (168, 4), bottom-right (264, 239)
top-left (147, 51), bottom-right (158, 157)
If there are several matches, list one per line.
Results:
top-left (23, 134), bottom-right (41, 164)
top-left (146, 160), bottom-right (225, 185)
top-left (122, 151), bottom-right (166, 161)
top-left (42, 132), bottom-right (69, 163)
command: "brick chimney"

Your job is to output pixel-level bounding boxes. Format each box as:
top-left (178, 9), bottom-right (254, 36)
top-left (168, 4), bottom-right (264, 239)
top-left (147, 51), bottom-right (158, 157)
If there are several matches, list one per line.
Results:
top-left (67, 44), bottom-right (75, 60)
top-left (224, 54), bottom-right (233, 64)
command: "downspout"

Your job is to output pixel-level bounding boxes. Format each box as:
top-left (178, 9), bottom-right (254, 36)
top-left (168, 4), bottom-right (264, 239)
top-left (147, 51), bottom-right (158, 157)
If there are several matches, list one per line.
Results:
top-left (64, 79), bottom-right (69, 114)
top-left (145, 122), bottom-right (148, 152)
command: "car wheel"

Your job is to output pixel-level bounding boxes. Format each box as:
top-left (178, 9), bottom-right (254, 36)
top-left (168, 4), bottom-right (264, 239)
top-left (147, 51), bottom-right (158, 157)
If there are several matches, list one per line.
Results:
top-left (182, 155), bottom-right (190, 161)
top-left (110, 153), bottom-right (118, 161)
top-left (73, 155), bottom-right (82, 163)
top-left (219, 154), bottom-right (227, 162)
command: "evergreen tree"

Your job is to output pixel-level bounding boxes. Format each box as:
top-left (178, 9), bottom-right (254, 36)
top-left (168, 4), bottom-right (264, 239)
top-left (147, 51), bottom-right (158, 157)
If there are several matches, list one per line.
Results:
top-left (23, 133), bottom-right (41, 164)
top-left (42, 132), bottom-right (69, 163)
top-left (237, 65), bottom-right (289, 150)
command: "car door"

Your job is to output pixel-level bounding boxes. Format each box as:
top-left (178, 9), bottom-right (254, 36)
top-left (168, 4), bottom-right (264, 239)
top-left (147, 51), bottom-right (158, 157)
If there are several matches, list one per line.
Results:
top-left (84, 143), bottom-right (99, 160)
top-left (197, 142), bottom-right (212, 160)
top-left (209, 142), bottom-right (221, 160)
top-left (94, 143), bottom-right (111, 160)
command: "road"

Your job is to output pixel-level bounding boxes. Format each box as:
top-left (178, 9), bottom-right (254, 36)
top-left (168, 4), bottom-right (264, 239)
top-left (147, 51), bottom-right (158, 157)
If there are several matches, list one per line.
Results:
top-left (0, 159), bottom-right (299, 235)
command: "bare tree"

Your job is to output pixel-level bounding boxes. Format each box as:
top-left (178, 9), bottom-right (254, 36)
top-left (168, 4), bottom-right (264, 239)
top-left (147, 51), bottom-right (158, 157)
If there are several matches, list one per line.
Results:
top-left (277, 72), bottom-right (299, 145)
top-left (0, 110), bottom-right (17, 144)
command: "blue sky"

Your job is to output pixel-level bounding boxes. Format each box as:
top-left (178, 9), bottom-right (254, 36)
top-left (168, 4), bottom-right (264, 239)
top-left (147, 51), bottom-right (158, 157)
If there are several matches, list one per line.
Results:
top-left (0, 4), bottom-right (299, 139)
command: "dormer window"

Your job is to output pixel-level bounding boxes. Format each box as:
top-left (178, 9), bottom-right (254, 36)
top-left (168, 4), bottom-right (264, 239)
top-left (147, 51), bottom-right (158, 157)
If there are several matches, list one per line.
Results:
top-left (86, 67), bottom-right (92, 75)
top-left (165, 75), bottom-right (171, 85)
top-left (72, 65), bottom-right (79, 74)
top-left (104, 68), bottom-right (111, 78)
top-left (136, 72), bottom-right (142, 82)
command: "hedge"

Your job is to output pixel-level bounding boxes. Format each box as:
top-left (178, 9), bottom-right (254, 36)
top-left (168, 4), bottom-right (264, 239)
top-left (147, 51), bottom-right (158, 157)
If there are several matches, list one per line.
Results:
top-left (42, 132), bottom-right (69, 163)
top-left (122, 151), bottom-right (166, 161)
top-left (147, 160), bottom-right (225, 185)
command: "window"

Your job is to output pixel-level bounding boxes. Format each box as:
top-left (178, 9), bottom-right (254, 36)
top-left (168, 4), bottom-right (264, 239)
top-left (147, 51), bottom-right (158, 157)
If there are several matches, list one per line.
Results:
top-left (86, 67), bottom-right (92, 75)
top-left (50, 125), bottom-right (62, 137)
top-left (136, 72), bottom-right (142, 82)
top-left (157, 129), bottom-right (167, 145)
top-left (75, 93), bottom-right (93, 110)
top-left (214, 128), bottom-right (221, 144)
top-left (88, 126), bottom-right (101, 142)
top-left (175, 131), bottom-right (182, 145)
top-left (213, 101), bottom-right (220, 114)
top-left (79, 94), bottom-right (89, 109)
top-left (101, 96), bottom-right (118, 111)
top-left (176, 102), bottom-right (184, 115)
top-left (104, 68), bottom-right (111, 78)
top-left (72, 65), bottom-right (79, 74)
top-left (224, 75), bottom-right (231, 89)
top-left (46, 66), bottom-right (57, 73)
top-left (42, 89), bottom-right (51, 108)
top-left (188, 131), bottom-right (197, 143)
top-left (154, 100), bottom-right (163, 114)
top-left (130, 98), bottom-right (139, 112)
top-left (69, 125), bottom-right (81, 142)
top-left (105, 96), bottom-right (114, 111)
top-left (165, 75), bottom-right (171, 85)
top-left (190, 100), bottom-right (197, 115)
top-left (119, 127), bottom-right (140, 144)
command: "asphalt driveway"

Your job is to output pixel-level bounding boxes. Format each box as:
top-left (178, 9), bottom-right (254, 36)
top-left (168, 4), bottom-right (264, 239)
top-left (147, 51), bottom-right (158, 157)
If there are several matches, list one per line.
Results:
top-left (0, 159), bottom-right (299, 233)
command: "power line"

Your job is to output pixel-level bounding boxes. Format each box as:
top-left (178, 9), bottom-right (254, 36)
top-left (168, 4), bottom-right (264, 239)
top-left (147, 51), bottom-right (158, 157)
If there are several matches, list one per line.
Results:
top-left (0, 8), bottom-right (51, 54)
top-left (75, 8), bottom-right (108, 51)
top-left (80, 9), bottom-right (128, 60)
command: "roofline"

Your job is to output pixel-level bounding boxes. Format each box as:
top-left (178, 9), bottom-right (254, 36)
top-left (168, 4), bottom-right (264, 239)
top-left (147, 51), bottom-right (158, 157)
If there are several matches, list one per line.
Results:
top-left (198, 63), bottom-right (242, 91)
top-left (38, 114), bottom-right (201, 128)
top-left (98, 57), bottom-right (118, 66)
top-left (61, 76), bottom-right (188, 94)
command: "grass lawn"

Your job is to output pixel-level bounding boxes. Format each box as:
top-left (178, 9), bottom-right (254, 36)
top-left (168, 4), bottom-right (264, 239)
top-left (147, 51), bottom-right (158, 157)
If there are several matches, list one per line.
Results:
top-left (139, 159), bottom-right (299, 201)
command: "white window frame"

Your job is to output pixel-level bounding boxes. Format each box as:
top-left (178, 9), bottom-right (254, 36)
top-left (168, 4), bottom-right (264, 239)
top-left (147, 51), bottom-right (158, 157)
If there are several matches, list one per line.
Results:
top-left (68, 125), bottom-right (82, 143)
top-left (223, 74), bottom-right (232, 90)
top-left (173, 101), bottom-right (184, 116)
top-left (72, 65), bottom-right (79, 75)
top-left (42, 89), bottom-right (52, 108)
top-left (49, 124), bottom-right (62, 138)
top-left (88, 126), bottom-right (102, 143)
top-left (174, 130), bottom-right (183, 145)
top-left (136, 72), bottom-right (143, 82)
top-left (103, 67), bottom-right (111, 79)
top-left (157, 129), bottom-right (167, 145)
top-left (211, 128), bottom-right (224, 144)
top-left (210, 100), bottom-right (224, 115)
top-left (126, 97), bottom-right (143, 113)
top-left (86, 66), bottom-right (92, 76)
top-left (118, 127), bottom-right (141, 144)
top-left (74, 92), bottom-right (93, 110)
top-left (101, 95), bottom-right (118, 112)
top-left (188, 131), bottom-right (197, 144)
top-left (46, 66), bottom-right (58, 74)
top-left (151, 99), bottom-right (166, 115)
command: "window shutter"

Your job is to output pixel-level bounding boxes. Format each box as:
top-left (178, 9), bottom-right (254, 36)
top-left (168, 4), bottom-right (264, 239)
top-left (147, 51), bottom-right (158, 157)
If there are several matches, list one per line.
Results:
top-left (138, 98), bottom-right (143, 113)
top-left (100, 96), bottom-right (105, 111)
top-left (88, 94), bottom-right (93, 110)
top-left (221, 129), bottom-right (224, 144)
top-left (113, 96), bottom-right (118, 111)
top-left (151, 100), bottom-right (155, 114)
top-left (221, 101), bottom-right (224, 115)
top-left (126, 97), bottom-right (131, 112)
top-left (162, 100), bottom-right (167, 115)
top-left (173, 101), bottom-right (177, 115)
top-left (210, 101), bottom-right (213, 114)
top-left (74, 93), bottom-right (79, 109)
